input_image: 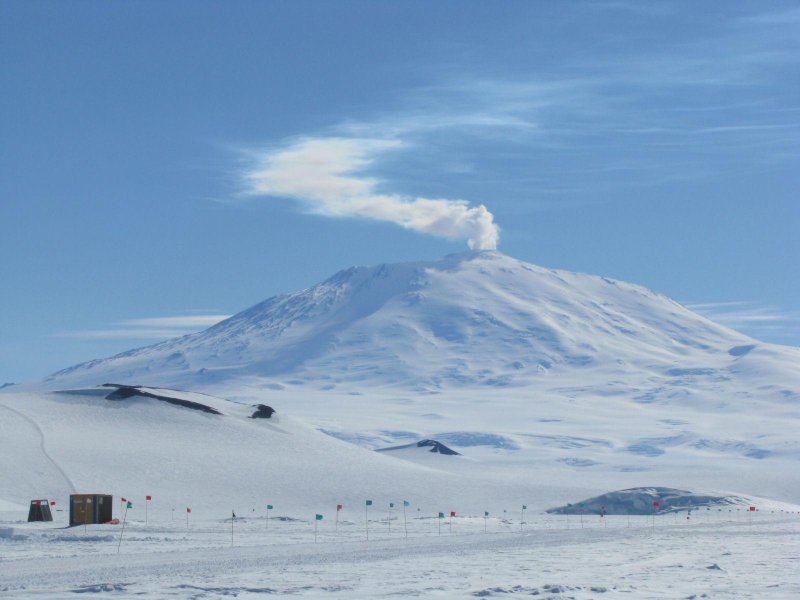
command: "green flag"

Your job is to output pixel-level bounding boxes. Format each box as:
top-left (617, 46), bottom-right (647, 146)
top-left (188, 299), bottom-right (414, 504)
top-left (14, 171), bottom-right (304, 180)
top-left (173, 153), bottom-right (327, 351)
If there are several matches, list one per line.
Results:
top-left (366, 500), bottom-right (373, 506)
top-left (438, 512), bottom-right (444, 518)
top-left (267, 504), bottom-right (273, 510)
top-left (389, 502), bottom-right (394, 508)
top-left (484, 511), bottom-right (489, 517)
top-left (522, 505), bottom-right (527, 510)
top-left (126, 501), bottom-right (132, 509)
top-left (315, 514), bottom-right (323, 521)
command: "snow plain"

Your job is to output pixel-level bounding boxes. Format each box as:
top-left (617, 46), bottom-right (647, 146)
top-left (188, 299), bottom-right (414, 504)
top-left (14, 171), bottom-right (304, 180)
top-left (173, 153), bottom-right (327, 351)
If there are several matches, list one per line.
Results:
top-left (2, 511), bottom-right (799, 598)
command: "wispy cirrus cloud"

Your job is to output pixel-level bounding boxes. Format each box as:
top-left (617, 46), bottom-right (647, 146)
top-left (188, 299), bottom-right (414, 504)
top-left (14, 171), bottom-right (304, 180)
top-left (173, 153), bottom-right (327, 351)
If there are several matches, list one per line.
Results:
top-left (738, 6), bottom-right (800, 25)
top-left (237, 5), bottom-right (799, 238)
top-left (116, 315), bottom-right (232, 329)
top-left (56, 313), bottom-right (231, 341)
top-left (687, 301), bottom-right (800, 343)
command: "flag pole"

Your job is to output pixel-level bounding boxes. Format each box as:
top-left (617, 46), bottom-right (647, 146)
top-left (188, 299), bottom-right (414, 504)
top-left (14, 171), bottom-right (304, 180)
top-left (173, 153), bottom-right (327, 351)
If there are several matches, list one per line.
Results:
top-left (231, 509), bottom-right (234, 546)
top-left (403, 501), bottom-right (408, 539)
top-left (117, 501), bottom-right (130, 554)
top-left (365, 500), bottom-right (372, 540)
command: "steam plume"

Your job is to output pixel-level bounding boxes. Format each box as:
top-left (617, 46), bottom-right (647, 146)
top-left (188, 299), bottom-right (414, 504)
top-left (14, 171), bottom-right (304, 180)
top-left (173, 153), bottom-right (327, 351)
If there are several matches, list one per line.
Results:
top-left (245, 137), bottom-right (499, 249)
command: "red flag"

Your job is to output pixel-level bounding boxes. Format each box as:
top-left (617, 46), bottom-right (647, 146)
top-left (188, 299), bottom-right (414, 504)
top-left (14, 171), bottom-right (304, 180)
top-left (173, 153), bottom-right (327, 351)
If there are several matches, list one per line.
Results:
top-left (450, 511), bottom-right (456, 517)
top-left (50, 501), bottom-right (56, 506)
top-left (146, 495), bottom-right (152, 501)
top-left (121, 497), bottom-right (127, 503)
top-left (653, 501), bottom-right (660, 507)
top-left (749, 506), bottom-right (756, 512)
top-left (186, 507), bottom-right (191, 513)
top-left (336, 504), bottom-right (343, 511)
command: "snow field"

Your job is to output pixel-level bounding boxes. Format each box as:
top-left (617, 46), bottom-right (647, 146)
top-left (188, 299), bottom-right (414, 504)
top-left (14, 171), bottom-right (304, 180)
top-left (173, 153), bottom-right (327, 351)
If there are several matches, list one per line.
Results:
top-left (1, 513), bottom-right (798, 598)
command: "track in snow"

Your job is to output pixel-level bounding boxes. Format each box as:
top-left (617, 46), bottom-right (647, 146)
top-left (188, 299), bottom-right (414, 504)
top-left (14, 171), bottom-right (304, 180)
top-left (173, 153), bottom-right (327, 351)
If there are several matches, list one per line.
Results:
top-left (0, 401), bottom-right (76, 493)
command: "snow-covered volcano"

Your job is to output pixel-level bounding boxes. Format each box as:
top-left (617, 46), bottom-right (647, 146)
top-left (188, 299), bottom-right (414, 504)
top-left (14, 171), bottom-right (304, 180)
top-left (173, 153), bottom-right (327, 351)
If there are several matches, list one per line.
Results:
top-left (7, 250), bottom-right (800, 505)
top-left (41, 250), bottom-right (800, 398)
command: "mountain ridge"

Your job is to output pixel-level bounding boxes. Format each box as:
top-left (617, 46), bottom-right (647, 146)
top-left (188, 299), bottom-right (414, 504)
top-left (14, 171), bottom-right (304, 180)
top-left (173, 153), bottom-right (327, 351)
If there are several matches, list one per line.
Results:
top-left (39, 251), bottom-right (799, 402)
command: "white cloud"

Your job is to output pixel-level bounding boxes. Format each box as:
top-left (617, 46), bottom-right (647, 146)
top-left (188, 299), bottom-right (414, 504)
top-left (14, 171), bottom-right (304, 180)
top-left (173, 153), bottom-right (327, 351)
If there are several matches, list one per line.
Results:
top-left (56, 313), bottom-right (231, 341)
top-left (117, 315), bottom-right (231, 328)
top-left (687, 301), bottom-right (800, 342)
top-left (739, 6), bottom-right (800, 25)
top-left (60, 329), bottom-right (198, 340)
top-left (244, 137), bottom-right (499, 250)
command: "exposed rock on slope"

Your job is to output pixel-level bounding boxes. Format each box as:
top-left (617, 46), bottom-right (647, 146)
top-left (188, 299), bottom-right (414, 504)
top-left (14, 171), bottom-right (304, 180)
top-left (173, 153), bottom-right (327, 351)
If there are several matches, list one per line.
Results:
top-left (377, 439), bottom-right (461, 455)
top-left (547, 487), bottom-right (741, 515)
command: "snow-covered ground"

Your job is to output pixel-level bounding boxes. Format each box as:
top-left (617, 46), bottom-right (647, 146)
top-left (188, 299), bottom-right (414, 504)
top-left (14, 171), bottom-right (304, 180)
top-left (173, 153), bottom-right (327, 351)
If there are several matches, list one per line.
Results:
top-left (1, 387), bottom-right (796, 514)
top-left (2, 511), bottom-right (798, 598)
top-left (1, 387), bottom-right (798, 598)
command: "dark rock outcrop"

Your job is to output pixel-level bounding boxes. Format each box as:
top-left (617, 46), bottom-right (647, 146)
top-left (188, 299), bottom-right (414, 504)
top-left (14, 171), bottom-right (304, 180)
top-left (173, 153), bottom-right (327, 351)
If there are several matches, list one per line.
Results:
top-left (376, 438), bottom-right (461, 455)
top-left (250, 404), bottom-right (275, 419)
top-left (103, 384), bottom-right (222, 415)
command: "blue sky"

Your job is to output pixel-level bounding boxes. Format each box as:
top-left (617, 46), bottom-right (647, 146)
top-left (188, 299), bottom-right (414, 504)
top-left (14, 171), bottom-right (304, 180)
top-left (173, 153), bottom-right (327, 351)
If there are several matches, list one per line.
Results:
top-left (1, 1), bottom-right (798, 383)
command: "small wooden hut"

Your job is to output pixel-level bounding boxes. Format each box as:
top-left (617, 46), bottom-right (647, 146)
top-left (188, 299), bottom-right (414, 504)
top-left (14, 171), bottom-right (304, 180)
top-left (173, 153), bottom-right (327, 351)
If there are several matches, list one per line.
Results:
top-left (27, 499), bottom-right (53, 522)
top-left (69, 494), bottom-right (113, 526)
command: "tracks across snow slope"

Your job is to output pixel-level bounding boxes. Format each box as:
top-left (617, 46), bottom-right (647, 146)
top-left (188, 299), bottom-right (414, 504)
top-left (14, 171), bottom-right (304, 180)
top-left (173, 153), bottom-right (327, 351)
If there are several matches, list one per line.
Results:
top-left (0, 400), bottom-right (76, 497)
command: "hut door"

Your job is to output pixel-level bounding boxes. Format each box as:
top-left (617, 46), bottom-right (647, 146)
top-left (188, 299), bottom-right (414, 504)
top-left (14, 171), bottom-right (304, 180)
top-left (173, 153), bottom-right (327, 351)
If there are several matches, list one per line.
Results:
top-left (73, 497), bottom-right (92, 524)
top-left (71, 497), bottom-right (84, 524)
